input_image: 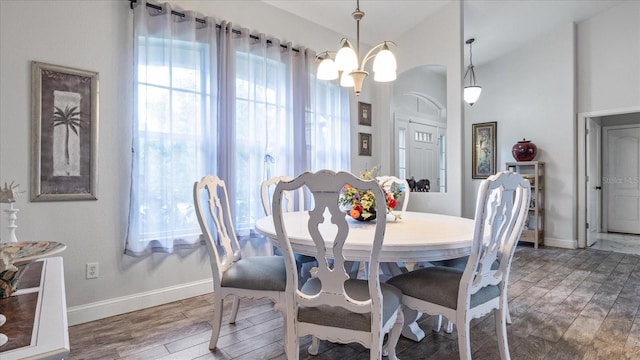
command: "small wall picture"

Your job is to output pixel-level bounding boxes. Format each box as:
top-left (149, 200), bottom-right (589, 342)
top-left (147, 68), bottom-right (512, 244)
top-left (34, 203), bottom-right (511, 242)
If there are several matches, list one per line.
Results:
top-left (358, 101), bottom-right (372, 126)
top-left (471, 122), bottom-right (497, 179)
top-left (359, 132), bottom-right (372, 156)
top-left (31, 61), bottom-right (99, 201)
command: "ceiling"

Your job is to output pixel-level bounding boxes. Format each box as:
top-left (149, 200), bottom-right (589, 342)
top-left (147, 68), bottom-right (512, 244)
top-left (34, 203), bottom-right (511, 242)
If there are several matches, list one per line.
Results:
top-left (262, 0), bottom-right (622, 66)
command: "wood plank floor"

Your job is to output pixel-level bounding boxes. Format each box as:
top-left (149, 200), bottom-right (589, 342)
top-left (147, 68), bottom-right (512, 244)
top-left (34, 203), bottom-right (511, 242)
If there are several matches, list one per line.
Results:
top-left (67, 245), bottom-right (640, 359)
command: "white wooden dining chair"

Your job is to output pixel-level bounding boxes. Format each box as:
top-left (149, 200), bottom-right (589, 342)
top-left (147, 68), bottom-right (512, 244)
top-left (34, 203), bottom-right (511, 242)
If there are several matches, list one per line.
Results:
top-left (273, 170), bottom-right (404, 360)
top-left (388, 171), bottom-right (530, 360)
top-left (261, 176), bottom-right (317, 287)
top-left (375, 175), bottom-right (410, 280)
top-left (376, 175), bottom-right (410, 213)
top-left (260, 176), bottom-right (305, 216)
top-left (194, 175), bottom-right (287, 351)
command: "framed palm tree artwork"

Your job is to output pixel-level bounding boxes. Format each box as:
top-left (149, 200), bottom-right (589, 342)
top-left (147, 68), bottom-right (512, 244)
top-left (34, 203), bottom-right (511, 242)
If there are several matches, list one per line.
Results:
top-left (31, 61), bottom-right (99, 201)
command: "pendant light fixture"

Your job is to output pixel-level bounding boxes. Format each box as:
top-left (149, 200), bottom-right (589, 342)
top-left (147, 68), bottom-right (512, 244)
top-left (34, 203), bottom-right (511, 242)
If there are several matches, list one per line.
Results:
top-left (316, 0), bottom-right (397, 96)
top-left (463, 38), bottom-right (482, 106)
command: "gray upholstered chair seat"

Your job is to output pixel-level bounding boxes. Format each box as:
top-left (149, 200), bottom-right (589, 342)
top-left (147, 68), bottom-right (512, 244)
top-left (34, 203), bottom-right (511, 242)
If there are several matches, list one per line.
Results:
top-left (418, 257), bottom-right (504, 332)
top-left (387, 266), bottom-right (499, 309)
top-left (221, 256), bottom-right (287, 291)
top-left (430, 256), bottom-right (500, 271)
top-left (295, 253), bottom-right (317, 264)
top-left (298, 278), bottom-right (402, 332)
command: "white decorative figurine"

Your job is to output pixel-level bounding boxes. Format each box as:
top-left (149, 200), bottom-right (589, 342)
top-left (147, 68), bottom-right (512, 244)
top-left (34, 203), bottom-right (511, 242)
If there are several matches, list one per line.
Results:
top-left (1, 181), bottom-right (22, 243)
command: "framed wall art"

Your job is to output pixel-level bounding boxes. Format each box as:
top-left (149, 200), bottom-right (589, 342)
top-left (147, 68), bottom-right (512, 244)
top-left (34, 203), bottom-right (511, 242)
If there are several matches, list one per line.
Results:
top-left (31, 61), bottom-right (99, 201)
top-left (359, 132), bottom-right (372, 156)
top-left (471, 121), bottom-right (497, 179)
top-left (358, 101), bottom-right (372, 126)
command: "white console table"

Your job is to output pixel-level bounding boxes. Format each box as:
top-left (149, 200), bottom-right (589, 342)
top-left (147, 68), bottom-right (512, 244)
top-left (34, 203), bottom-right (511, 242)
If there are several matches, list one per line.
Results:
top-left (0, 257), bottom-right (69, 359)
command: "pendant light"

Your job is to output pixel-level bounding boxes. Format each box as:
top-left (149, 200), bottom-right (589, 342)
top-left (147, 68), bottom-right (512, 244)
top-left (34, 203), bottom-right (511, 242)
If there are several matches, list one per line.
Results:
top-left (463, 38), bottom-right (482, 106)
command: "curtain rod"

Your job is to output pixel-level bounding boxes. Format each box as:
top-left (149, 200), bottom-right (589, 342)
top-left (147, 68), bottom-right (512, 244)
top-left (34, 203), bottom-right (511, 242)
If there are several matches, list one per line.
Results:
top-left (129, 0), bottom-right (300, 53)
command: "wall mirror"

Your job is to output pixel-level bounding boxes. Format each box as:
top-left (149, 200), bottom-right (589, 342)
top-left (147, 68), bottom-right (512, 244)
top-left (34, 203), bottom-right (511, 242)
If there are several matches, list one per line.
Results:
top-left (392, 65), bottom-right (447, 193)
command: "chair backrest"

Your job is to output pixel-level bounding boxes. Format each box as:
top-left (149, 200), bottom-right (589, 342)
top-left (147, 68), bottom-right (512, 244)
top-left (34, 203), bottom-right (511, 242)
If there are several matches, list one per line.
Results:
top-left (461, 171), bottom-right (531, 305)
top-left (376, 175), bottom-right (410, 212)
top-left (272, 170), bottom-right (388, 318)
top-left (193, 175), bottom-right (242, 287)
top-left (260, 176), bottom-right (305, 216)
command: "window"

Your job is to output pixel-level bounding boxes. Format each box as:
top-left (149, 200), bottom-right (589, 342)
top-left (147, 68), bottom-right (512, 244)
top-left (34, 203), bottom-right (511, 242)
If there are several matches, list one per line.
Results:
top-left (398, 128), bottom-right (407, 179)
top-left (234, 51), bottom-right (290, 232)
top-left (128, 6), bottom-right (350, 255)
top-left (439, 134), bottom-right (446, 192)
top-left (307, 78), bottom-right (351, 171)
top-left (127, 36), bottom-right (212, 254)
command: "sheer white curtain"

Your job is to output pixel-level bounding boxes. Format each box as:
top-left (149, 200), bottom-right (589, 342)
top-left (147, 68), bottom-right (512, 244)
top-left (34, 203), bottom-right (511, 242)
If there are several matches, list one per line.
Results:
top-left (126, 1), bottom-right (350, 255)
top-left (307, 70), bottom-right (351, 171)
top-left (126, 2), bottom-right (216, 255)
top-left (221, 31), bottom-right (297, 235)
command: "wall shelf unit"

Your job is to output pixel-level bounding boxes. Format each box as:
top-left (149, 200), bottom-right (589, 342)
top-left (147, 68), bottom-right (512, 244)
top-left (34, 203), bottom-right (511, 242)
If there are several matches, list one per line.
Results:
top-left (506, 161), bottom-right (544, 248)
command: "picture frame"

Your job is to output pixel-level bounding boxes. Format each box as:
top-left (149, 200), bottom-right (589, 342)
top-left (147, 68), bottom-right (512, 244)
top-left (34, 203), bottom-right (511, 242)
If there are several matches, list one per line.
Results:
top-left (358, 101), bottom-right (372, 126)
top-left (471, 122), bottom-right (497, 179)
top-left (358, 132), bottom-right (372, 156)
top-left (31, 61), bottom-right (99, 201)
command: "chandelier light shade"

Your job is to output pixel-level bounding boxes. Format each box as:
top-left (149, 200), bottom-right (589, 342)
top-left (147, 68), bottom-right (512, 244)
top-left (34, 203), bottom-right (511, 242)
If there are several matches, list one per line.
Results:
top-left (372, 42), bottom-right (397, 82)
top-left (335, 40), bottom-right (358, 72)
top-left (317, 56), bottom-right (339, 80)
top-left (340, 71), bottom-right (355, 87)
top-left (316, 0), bottom-right (397, 96)
top-left (463, 38), bottom-right (482, 106)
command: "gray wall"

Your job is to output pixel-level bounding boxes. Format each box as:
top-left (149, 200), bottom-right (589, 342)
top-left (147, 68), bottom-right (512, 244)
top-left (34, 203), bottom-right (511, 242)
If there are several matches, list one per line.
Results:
top-left (577, 1), bottom-right (640, 113)
top-left (464, 23), bottom-right (576, 247)
top-left (463, 1), bottom-right (640, 248)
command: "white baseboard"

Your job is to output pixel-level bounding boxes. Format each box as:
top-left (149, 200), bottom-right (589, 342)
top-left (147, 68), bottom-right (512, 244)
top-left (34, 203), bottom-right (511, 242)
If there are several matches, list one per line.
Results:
top-left (67, 279), bottom-right (213, 326)
top-left (544, 237), bottom-right (578, 249)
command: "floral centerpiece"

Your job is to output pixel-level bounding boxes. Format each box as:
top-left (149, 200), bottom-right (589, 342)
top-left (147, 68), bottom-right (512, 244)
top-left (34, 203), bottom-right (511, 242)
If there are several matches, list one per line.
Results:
top-left (339, 166), bottom-right (404, 222)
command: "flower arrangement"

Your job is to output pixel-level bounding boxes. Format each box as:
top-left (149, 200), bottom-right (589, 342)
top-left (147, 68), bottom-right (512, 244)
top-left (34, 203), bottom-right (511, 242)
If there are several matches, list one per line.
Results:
top-left (339, 166), bottom-right (405, 222)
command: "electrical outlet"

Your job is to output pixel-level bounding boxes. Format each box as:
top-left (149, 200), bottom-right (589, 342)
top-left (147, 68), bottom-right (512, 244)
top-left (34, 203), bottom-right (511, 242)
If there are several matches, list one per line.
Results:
top-left (86, 262), bottom-right (99, 279)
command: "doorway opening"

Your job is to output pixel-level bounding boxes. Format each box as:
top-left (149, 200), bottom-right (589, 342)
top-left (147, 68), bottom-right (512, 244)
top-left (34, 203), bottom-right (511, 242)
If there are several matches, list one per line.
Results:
top-left (577, 107), bottom-right (640, 251)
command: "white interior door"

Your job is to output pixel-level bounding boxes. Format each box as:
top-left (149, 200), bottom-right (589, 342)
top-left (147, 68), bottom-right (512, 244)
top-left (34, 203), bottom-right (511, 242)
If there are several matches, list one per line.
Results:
top-left (586, 118), bottom-right (602, 246)
top-left (409, 122), bottom-right (438, 185)
top-left (604, 126), bottom-right (640, 234)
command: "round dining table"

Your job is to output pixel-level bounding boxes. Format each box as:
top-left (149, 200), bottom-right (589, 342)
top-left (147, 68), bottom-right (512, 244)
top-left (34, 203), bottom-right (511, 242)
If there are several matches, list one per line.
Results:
top-left (255, 210), bottom-right (475, 342)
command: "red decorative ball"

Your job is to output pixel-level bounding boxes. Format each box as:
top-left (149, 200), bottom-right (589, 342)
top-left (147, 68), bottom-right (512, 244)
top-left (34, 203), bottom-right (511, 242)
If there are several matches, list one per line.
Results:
top-left (512, 139), bottom-right (538, 161)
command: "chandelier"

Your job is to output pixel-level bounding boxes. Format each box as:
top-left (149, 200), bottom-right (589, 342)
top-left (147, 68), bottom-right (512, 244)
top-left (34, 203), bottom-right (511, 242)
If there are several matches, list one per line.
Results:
top-left (463, 38), bottom-right (482, 106)
top-left (316, 0), bottom-right (397, 96)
